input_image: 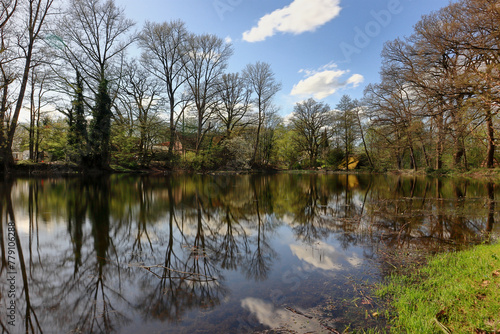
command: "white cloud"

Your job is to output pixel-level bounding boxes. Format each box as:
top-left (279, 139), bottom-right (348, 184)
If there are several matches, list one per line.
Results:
top-left (224, 36), bottom-right (233, 44)
top-left (242, 0), bottom-right (342, 42)
top-left (291, 63), bottom-right (364, 99)
top-left (346, 73), bottom-right (364, 87)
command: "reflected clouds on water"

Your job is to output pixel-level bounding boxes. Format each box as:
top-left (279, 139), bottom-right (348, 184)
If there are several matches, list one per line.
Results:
top-left (0, 173), bottom-right (498, 333)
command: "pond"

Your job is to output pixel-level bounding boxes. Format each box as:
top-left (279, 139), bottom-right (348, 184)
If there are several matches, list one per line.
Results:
top-left (0, 173), bottom-right (498, 333)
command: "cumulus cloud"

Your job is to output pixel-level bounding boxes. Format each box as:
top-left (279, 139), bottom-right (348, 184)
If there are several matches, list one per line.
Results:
top-left (224, 36), bottom-right (233, 44)
top-left (291, 63), bottom-right (364, 99)
top-left (346, 73), bottom-right (364, 87)
top-left (242, 0), bottom-right (342, 42)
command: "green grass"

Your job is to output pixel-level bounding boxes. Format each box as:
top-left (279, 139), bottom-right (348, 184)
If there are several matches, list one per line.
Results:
top-left (376, 243), bottom-right (500, 333)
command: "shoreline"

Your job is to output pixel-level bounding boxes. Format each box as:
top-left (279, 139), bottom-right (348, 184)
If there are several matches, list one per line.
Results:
top-left (2, 162), bottom-right (500, 178)
top-left (2, 162), bottom-right (500, 180)
top-left (377, 241), bottom-right (500, 333)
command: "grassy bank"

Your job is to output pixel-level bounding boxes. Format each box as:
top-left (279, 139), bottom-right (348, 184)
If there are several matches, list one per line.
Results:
top-left (376, 242), bottom-right (500, 333)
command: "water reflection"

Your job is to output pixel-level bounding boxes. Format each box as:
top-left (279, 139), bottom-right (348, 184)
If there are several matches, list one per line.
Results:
top-left (0, 174), bottom-right (498, 333)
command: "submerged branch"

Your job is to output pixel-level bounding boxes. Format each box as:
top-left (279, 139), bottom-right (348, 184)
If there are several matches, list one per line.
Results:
top-left (130, 263), bottom-right (218, 281)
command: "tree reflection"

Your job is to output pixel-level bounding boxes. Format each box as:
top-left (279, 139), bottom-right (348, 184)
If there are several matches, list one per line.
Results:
top-left (368, 176), bottom-right (492, 251)
top-left (0, 173), bottom-right (496, 333)
top-left (214, 206), bottom-right (248, 271)
top-left (67, 179), bottom-right (87, 276)
top-left (245, 177), bottom-right (277, 281)
top-left (486, 182), bottom-right (495, 234)
top-left (1, 179), bottom-right (42, 333)
top-left (133, 178), bottom-right (229, 323)
top-left (287, 174), bottom-right (333, 242)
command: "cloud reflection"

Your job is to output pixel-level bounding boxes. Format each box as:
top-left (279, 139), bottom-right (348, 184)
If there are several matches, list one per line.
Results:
top-left (241, 297), bottom-right (333, 333)
top-left (290, 240), bottom-right (363, 271)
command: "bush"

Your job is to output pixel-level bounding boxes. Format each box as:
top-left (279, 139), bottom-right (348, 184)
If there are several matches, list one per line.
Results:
top-left (152, 150), bottom-right (180, 168)
top-left (356, 153), bottom-right (372, 169)
top-left (290, 161), bottom-right (302, 170)
top-left (181, 137), bottom-right (252, 171)
top-left (222, 136), bottom-right (252, 170)
top-left (326, 148), bottom-right (344, 169)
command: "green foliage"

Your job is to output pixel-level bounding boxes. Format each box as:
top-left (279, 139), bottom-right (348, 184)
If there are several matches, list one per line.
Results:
top-left (110, 124), bottom-right (140, 169)
top-left (179, 136), bottom-right (252, 171)
top-left (379, 243), bottom-right (500, 333)
top-left (223, 136), bottom-right (252, 169)
top-left (88, 78), bottom-right (112, 169)
top-left (39, 118), bottom-right (68, 161)
top-left (274, 126), bottom-right (302, 168)
top-left (326, 148), bottom-right (345, 169)
top-left (191, 146), bottom-right (226, 171)
top-left (67, 70), bottom-right (88, 163)
top-left (356, 153), bottom-right (372, 169)
top-left (152, 150), bottom-right (180, 169)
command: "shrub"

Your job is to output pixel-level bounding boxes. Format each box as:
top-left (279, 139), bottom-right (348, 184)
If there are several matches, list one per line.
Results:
top-left (326, 148), bottom-right (344, 169)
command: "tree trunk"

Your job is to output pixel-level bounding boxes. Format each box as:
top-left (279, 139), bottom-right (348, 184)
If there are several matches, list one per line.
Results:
top-left (453, 137), bottom-right (465, 168)
top-left (356, 111), bottom-right (373, 168)
top-left (485, 108), bottom-right (495, 168)
top-left (435, 112), bottom-right (444, 170)
top-left (407, 133), bottom-right (418, 171)
top-left (168, 97), bottom-right (176, 156)
top-left (252, 101), bottom-right (262, 166)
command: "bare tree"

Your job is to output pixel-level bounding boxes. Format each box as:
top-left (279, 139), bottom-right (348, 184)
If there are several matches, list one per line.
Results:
top-left (59, 0), bottom-right (135, 86)
top-left (335, 95), bottom-right (359, 170)
top-left (291, 98), bottom-right (331, 167)
top-left (28, 67), bottom-right (52, 162)
top-left (215, 72), bottom-right (252, 139)
top-left (139, 20), bottom-right (189, 156)
top-left (58, 0), bottom-right (135, 168)
top-left (363, 64), bottom-right (423, 170)
top-left (120, 60), bottom-right (163, 165)
top-left (442, 0), bottom-right (500, 168)
top-left (243, 61), bottom-right (281, 166)
top-left (354, 103), bottom-right (374, 169)
top-left (0, 0), bottom-right (54, 172)
top-left (182, 33), bottom-right (233, 153)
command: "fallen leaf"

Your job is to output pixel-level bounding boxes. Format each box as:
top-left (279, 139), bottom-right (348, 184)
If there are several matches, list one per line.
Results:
top-left (492, 270), bottom-right (500, 277)
top-left (481, 280), bottom-right (491, 287)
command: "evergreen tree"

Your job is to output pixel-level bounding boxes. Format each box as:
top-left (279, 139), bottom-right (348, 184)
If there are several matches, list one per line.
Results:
top-left (68, 70), bottom-right (88, 163)
top-left (89, 78), bottom-right (112, 169)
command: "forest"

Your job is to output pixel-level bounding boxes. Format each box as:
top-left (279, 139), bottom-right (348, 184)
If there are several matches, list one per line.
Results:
top-left (0, 0), bottom-right (498, 173)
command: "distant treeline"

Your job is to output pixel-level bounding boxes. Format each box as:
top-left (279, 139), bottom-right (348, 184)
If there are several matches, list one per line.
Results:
top-left (0, 0), bottom-right (498, 172)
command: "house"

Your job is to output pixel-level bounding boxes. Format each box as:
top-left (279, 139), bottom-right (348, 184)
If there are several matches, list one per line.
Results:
top-left (12, 151), bottom-right (52, 162)
top-left (152, 141), bottom-right (184, 154)
top-left (12, 152), bottom-right (23, 161)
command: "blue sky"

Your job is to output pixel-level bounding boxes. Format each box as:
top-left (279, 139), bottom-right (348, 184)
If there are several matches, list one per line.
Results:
top-left (121, 0), bottom-right (450, 116)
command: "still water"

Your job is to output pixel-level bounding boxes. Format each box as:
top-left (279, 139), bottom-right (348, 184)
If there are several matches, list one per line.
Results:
top-left (0, 173), bottom-right (498, 333)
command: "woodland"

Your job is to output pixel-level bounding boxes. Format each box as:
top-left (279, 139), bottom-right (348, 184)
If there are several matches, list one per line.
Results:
top-left (0, 0), bottom-right (498, 173)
